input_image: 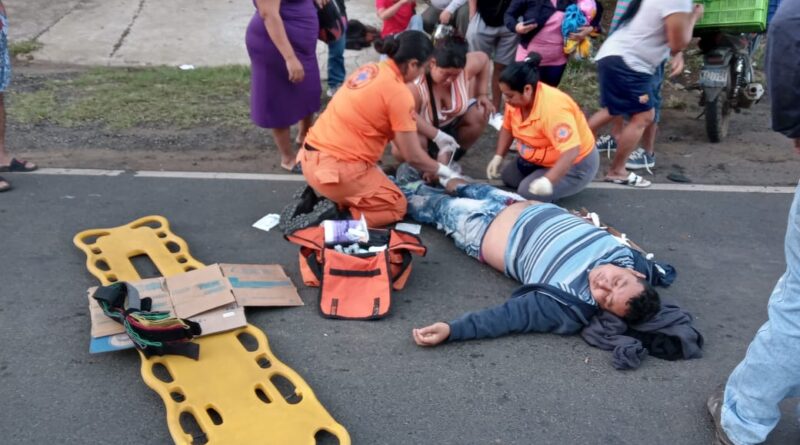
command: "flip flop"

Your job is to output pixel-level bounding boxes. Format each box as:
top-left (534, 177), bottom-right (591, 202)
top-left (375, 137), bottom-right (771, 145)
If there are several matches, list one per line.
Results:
top-left (604, 171), bottom-right (651, 188)
top-left (0, 176), bottom-right (12, 192)
top-left (280, 162), bottom-right (303, 174)
top-left (0, 158), bottom-right (38, 172)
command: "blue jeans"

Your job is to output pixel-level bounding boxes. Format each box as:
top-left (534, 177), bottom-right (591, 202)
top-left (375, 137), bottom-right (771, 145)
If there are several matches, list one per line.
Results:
top-left (722, 183), bottom-right (800, 444)
top-left (401, 182), bottom-right (524, 259)
top-left (327, 33), bottom-right (346, 89)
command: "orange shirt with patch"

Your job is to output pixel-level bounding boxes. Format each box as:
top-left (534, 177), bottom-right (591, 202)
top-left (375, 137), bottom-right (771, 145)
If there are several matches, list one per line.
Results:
top-left (502, 83), bottom-right (595, 168)
top-left (305, 60), bottom-right (417, 164)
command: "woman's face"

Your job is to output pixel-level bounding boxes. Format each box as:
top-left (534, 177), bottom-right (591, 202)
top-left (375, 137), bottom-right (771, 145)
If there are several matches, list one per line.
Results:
top-left (429, 60), bottom-right (463, 87)
top-left (402, 58), bottom-right (432, 83)
top-left (499, 82), bottom-right (534, 108)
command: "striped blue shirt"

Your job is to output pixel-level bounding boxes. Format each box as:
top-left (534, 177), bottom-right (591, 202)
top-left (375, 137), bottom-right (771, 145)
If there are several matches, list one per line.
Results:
top-left (504, 204), bottom-right (635, 306)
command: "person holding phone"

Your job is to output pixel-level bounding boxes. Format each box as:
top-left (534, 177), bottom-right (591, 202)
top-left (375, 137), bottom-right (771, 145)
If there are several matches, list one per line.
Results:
top-left (503, 0), bottom-right (599, 87)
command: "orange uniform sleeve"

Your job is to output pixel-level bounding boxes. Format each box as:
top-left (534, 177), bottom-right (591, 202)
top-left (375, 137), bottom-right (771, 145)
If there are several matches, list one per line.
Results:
top-left (387, 89), bottom-right (418, 133)
top-left (543, 108), bottom-right (582, 153)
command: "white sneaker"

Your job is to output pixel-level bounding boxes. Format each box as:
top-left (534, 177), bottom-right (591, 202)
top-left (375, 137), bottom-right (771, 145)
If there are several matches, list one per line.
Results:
top-left (488, 112), bottom-right (504, 131)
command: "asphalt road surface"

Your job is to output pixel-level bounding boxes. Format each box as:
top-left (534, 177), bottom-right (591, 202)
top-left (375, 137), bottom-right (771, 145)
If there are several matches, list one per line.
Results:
top-left (1, 171), bottom-right (798, 444)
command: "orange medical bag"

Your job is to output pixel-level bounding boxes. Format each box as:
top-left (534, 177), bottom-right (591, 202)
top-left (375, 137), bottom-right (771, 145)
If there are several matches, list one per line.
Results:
top-left (286, 227), bottom-right (426, 319)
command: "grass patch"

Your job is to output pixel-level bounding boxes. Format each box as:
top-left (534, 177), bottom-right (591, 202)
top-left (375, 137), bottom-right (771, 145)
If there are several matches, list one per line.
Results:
top-left (8, 65), bottom-right (253, 129)
top-left (9, 40), bottom-right (42, 57)
top-left (560, 58), bottom-right (600, 111)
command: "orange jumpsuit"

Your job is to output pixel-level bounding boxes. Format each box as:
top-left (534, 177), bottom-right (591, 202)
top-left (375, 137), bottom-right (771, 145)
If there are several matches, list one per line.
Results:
top-left (299, 60), bottom-right (418, 227)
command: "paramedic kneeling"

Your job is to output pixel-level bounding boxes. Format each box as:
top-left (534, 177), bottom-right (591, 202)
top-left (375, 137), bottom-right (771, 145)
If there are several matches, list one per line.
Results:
top-left (485, 52), bottom-right (599, 201)
top-left (392, 176), bottom-right (661, 347)
top-left (299, 31), bottom-right (457, 227)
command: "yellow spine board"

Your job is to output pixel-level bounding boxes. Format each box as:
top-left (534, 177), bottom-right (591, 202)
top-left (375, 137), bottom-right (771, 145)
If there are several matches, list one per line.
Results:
top-left (74, 215), bottom-right (351, 445)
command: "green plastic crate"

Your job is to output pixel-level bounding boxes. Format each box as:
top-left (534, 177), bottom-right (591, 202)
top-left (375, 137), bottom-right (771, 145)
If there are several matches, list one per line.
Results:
top-left (694, 0), bottom-right (768, 32)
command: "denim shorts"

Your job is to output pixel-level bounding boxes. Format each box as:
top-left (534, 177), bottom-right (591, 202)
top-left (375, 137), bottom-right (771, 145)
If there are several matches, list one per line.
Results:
top-left (0, 14), bottom-right (11, 93)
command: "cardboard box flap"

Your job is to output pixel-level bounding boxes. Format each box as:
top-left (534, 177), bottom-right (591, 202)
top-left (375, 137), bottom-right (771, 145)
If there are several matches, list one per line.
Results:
top-left (189, 303), bottom-right (247, 337)
top-left (165, 265), bottom-right (236, 318)
top-left (220, 263), bottom-right (304, 307)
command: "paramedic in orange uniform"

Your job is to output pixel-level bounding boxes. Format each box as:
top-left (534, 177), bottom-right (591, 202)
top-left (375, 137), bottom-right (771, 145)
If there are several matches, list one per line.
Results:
top-left (299, 31), bottom-right (458, 227)
top-left (485, 52), bottom-right (599, 202)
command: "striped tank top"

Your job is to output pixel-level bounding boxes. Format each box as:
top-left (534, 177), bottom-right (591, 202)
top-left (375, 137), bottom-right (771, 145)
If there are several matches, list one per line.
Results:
top-left (414, 70), bottom-right (471, 127)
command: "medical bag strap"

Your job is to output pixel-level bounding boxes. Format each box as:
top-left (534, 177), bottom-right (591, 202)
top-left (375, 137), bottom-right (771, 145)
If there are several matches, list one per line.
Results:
top-left (388, 229), bottom-right (426, 283)
top-left (426, 72), bottom-right (440, 158)
top-left (286, 227), bottom-right (326, 283)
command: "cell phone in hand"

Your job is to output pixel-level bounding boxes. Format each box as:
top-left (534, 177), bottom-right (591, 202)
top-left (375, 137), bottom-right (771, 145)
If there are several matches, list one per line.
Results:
top-left (521, 18), bottom-right (537, 26)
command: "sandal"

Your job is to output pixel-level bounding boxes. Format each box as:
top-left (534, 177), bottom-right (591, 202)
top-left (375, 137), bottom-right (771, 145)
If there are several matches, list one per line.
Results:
top-left (0, 176), bottom-right (12, 192)
top-left (604, 171), bottom-right (651, 188)
top-left (280, 162), bottom-right (303, 174)
top-left (0, 158), bottom-right (38, 172)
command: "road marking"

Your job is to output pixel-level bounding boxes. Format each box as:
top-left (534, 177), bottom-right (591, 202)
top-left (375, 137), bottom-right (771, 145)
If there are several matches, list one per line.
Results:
top-left (135, 171), bottom-right (307, 181)
top-left (31, 168), bottom-right (125, 176)
top-left (29, 168), bottom-right (798, 193)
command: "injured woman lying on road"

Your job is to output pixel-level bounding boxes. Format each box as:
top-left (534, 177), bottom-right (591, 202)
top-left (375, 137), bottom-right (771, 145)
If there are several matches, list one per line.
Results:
top-left (393, 165), bottom-right (703, 370)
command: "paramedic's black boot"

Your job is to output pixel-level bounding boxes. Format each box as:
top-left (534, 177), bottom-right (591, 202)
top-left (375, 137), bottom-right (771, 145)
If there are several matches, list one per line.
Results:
top-left (281, 187), bottom-right (350, 235)
top-left (280, 185), bottom-right (319, 232)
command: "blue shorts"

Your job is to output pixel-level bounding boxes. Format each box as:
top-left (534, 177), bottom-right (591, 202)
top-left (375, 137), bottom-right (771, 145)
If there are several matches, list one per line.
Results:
top-left (597, 56), bottom-right (655, 117)
top-left (0, 14), bottom-right (10, 93)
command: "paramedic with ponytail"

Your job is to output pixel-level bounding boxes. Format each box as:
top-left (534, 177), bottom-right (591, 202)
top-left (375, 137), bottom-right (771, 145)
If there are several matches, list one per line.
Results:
top-left (298, 31), bottom-right (458, 227)
top-left (485, 53), bottom-right (598, 201)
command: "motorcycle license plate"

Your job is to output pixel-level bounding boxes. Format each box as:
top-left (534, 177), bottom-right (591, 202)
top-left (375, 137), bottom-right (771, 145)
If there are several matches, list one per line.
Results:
top-left (700, 69), bottom-right (728, 87)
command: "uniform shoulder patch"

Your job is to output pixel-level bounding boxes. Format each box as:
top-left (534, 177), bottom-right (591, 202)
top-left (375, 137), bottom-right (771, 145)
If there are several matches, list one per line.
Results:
top-left (552, 123), bottom-right (573, 143)
top-left (346, 64), bottom-right (379, 90)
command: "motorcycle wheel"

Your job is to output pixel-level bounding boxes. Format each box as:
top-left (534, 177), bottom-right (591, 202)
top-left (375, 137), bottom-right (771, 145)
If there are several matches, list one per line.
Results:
top-left (705, 92), bottom-right (730, 143)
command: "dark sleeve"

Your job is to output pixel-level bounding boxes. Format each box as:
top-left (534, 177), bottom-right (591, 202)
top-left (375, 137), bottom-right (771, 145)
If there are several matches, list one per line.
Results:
top-left (767, 1), bottom-right (800, 139)
top-left (447, 289), bottom-right (587, 342)
top-left (504, 0), bottom-right (525, 33)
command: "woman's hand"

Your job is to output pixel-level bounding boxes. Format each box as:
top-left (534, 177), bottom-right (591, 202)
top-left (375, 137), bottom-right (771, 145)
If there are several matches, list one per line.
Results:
top-left (515, 22), bottom-right (537, 35)
top-left (476, 95), bottom-right (495, 119)
top-left (669, 51), bottom-right (685, 77)
top-left (568, 26), bottom-right (593, 42)
top-left (412, 322), bottom-right (451, 347)
top-left (286, 57), bottom-right (305, 83)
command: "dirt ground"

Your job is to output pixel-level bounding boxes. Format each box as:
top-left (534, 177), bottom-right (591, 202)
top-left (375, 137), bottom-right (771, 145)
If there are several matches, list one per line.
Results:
top-left (7, 62), bottom-right (800, 186)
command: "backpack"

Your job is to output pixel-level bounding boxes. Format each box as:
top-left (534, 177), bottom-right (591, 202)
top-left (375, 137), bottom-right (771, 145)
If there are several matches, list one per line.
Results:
top-left (317, 0), bottom-right (347, 43)
top-left (286, 226), bottom-right (426, 320)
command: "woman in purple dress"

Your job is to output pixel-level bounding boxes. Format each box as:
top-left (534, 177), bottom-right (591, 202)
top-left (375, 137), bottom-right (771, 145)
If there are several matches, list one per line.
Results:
top-left (246, 0), bottom-right (322, 172)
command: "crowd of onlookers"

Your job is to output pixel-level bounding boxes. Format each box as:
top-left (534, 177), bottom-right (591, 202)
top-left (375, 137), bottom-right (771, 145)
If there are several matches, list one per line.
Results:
top-left (246, 0), bottom-right (707, 194)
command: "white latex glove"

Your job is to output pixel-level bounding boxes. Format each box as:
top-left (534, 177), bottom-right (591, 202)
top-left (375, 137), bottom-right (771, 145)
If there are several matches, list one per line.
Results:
top-left (440, 173), bottom-right (464, 188)
top-left (528, 177), bottom-right (553, 196)
top-left (436, 163), bottom-right (456, 179)
top-left (486, 154), bottom-right (503, 179)
top-left (433, 130), bottom-right (460, 154)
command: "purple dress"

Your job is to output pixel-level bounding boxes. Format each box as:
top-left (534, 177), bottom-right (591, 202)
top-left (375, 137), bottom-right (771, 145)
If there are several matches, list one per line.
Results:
top-left (246, 0), bottom-right (321, 128)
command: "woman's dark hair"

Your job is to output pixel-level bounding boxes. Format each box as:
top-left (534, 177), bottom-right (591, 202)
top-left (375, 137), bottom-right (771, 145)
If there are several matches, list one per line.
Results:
top-left (498, 52), bottom-right (542, 93)
top-left (617, 0), bottom-right (643, 29)
top-left (623, 280), bottom-right (661, 325)
top-left (432, 35), bottom-right (468, 69)
top-left (373, 31), bottom-right (434, 66)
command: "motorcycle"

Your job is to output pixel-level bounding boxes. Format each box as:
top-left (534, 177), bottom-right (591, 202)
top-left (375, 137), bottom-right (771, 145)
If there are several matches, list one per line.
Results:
top-left (698, 32), bottom-right (764, 142)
